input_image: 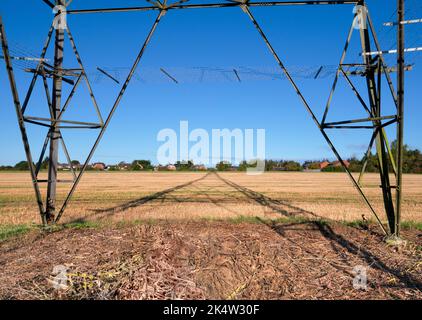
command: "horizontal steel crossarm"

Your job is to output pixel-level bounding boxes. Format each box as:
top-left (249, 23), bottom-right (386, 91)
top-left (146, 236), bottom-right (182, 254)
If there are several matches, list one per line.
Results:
top-left (24, 120), bottom-right (101, 129)
top-left (24, 121), bottom-right (101, 129)
top-left (341, 63), bottom-right (366, 67)
top-left (322, 115), bottom-right (397, 127)
top-left (67, 1), bottom-right (359, 14)
top-left (324, 119), bottom-right (398, 129)
top-left (26, 67), bottom-right (82, 78)
top-left (24, 68), bottom-right (76, 85)
top-left (24, 116), bottom-right (103, 127)
top-left (43, 62), bottom-right (83, 73)
top-left (324, 125), bottom-right (380, 129)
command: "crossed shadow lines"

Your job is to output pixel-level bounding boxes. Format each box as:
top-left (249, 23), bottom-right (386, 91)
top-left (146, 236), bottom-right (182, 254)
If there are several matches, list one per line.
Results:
top-left (80, 171), bottom-right (321, 222)
top-left (89, 172), bottom-right (212, 217)
top-left (189, 183), bottom-right (242, 216)
top-left (214, 172), bottom-right (321, 219)
top-left (263, 219), bottom-right (422, 292)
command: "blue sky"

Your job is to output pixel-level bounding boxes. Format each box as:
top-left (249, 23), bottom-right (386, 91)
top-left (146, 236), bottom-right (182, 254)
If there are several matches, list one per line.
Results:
top-left (0, 0), bottom-right (421, 165)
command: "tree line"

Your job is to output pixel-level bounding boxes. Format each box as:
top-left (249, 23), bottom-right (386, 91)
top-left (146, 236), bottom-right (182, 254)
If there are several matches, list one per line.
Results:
top-left (2, 141), bottom-right (421, 174)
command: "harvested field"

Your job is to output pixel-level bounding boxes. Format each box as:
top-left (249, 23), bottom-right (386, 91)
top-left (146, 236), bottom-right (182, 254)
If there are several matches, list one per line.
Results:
top-left (0, 171), bottom-right (422, 225)
top-left (0, 171), bottom-right (421, 300)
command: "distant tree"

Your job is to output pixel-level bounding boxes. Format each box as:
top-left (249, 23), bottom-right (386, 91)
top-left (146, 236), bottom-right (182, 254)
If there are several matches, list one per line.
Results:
top-left (283, 161), bottom-right (302, 171)
top-left (265, 160), bottom-right (278, 171)
top-left (0, 165), bottom-right (14, 171)
top-left (302, 161), bottom-right (321, 170)
top-left (14, 161), bottom-right (31, 171)
top-left (265, 160), bottom-right (302, 171)
top-left (40, 157), bottom-right (49, 170)
top-left (238, 161), bottom-right (248, 172)
top-left (70, 160), bottom-right (81, 171)
top-left (391, 140), bottom-right (422, 173)
top-left (363, 152), bottom-right (379, 173)
top-left (322, 166), bottom-right (345, 173)
top-left (131, 160), bottom-right (153, 171)
top-left (238, 160), bottom-right (261, 172)
top-left (175, 160), bottom-right (194, 171)
top-left (216, 161), bottom-right (232, 171)
top-left (348, 157), bottom-right (363, 172)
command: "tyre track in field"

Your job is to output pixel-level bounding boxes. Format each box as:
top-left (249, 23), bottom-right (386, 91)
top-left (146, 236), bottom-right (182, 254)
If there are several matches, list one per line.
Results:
top-left (213, 172), bottom-right (322, 219)
top-left (72, 172), bottom-right (212, 222)
top-left (78, 171), bottom-right (322, 222)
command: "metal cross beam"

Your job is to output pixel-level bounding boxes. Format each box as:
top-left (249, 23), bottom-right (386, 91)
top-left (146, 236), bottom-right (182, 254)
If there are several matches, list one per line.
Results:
top-left (65, 1), bottom-right (360, 15)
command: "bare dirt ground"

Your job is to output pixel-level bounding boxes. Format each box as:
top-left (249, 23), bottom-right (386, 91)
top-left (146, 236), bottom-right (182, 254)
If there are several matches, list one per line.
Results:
top-left (0, 171), bottom-right (421, 300)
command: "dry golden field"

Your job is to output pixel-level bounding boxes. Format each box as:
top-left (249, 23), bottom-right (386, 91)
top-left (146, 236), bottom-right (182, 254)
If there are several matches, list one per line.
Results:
top-left (0, 171), bottom-right (421, 300)
top-left (0, 171), bottom-right (421, 226)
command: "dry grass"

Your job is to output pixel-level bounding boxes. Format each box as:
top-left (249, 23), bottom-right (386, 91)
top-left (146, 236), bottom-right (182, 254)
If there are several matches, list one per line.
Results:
top-left (0, 171), bottom-right (421, 226)
top-left (0, 221), bottom-right (421, 300)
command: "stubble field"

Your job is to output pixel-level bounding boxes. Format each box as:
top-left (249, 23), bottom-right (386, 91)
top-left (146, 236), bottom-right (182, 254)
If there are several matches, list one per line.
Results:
top-left (0, 171), bottom-right (421, 300)
top-left (1, 171), bottom-right (421, 225)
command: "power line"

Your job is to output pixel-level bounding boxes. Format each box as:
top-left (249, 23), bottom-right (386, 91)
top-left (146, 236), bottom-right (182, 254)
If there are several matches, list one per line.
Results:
top-left (362, 47), bottom-right (422, 56)
top-left (384, 18), bottom-right (422, 26)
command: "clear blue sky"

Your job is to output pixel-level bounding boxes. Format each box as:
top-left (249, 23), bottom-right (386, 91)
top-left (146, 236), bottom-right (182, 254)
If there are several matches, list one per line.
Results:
top-left (0, 0), bottom-right (421, 165)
